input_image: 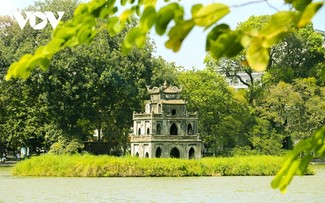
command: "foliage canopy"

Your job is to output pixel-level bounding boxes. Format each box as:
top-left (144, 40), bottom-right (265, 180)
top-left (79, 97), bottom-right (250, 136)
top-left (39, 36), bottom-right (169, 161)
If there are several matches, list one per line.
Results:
top-left (4, 0), bottom-right (324, 80)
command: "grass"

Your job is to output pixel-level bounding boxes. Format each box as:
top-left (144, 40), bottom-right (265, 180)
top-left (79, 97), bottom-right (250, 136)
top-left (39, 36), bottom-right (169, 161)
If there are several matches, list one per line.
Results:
top-left (11, 154), bottom-right (315, 177)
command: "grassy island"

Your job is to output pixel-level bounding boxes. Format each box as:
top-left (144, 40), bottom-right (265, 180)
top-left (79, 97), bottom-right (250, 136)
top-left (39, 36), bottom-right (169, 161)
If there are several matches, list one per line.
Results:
top-left (12, 154), bottom-right (315, 177)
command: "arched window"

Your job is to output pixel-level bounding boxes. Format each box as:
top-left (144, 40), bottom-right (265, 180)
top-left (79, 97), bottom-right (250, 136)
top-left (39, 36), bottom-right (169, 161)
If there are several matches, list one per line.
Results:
top-left (135, 152), bottom-right (139, 157)
top-left (171, 109), bottom-right (176, 115)
top-left (187, 124), bottom-right (193, 135)
top-left (156, 147), bottom-right (162, 158)
top-left (158, 104), bottom-right (162, 113)
top-left (189, 147), bottom-right (195, 159)
top-left (156, 124), bottom-right (161, 135)
top-left (170, 147), bottom-right (180, 158)
top-left (145, 152), bottom-right (149, 158)
top-left (170, 123), bottom-right (178, 135)
top-left (147, 128), bottom-right (150, 135)
top-left (138, 128), bottom-right (141, 135)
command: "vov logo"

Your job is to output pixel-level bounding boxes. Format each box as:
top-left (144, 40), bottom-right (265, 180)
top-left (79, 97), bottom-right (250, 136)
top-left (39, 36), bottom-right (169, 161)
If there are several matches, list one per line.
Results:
top-left (13, 11), bottom-right (65, 30)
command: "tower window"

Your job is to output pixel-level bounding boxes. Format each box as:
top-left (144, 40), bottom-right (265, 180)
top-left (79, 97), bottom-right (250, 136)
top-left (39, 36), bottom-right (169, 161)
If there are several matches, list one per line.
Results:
top-left (170, 147), bottom-right (180, 158)
top-left (189, 147), bottom-right (195, 159)
top-left (147, 128), bottom-right (150, 135)
top-left (138, 128), bottom-right (141, 135)
top-left (156, 124), bottom-right (161, 135)
top-left (187, 124), bottom-right (193, 135)
top-left (170, 123), bottom-right (178, 135)
top-left (171, 109), bottom-right (176, 115)
top-left (156, 147), bottom-right (162, 158)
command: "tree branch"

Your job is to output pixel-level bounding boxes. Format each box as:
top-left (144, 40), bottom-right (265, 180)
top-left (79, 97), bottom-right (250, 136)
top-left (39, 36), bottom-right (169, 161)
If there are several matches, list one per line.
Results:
top-left (230, 0), bottom-right (280, 12)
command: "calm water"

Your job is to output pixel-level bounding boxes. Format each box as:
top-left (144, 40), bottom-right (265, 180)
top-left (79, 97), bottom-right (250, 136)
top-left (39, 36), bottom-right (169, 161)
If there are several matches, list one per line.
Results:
top-left (0, 165), bottom-right (324, 203)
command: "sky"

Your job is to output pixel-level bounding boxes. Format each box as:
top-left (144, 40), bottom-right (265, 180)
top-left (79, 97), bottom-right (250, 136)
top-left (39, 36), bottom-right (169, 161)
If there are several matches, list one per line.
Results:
top-left (0, 0), bottom-right (324, 69)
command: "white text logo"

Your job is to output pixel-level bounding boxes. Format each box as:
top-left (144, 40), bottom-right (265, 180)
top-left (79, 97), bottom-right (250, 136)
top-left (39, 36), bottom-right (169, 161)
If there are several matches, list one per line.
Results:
top-left (13, 11), bottom-right (65, 30)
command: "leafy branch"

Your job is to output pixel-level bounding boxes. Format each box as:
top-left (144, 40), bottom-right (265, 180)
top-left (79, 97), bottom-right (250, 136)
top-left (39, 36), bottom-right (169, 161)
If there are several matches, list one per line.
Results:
top-left (271, 126), bottom-right (325, 193)
top-left (5, 0), bottom-right (323, 80)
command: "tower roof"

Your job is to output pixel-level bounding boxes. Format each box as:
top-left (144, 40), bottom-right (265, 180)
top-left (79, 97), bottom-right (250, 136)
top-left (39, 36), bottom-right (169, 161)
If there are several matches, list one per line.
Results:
top-left (146, 81), bottom-right (182, 94)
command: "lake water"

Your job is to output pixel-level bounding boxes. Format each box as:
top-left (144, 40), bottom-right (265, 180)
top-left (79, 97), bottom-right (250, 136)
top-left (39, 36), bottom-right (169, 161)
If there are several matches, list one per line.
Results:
top-left (0, 165), bottom-right (324, 203)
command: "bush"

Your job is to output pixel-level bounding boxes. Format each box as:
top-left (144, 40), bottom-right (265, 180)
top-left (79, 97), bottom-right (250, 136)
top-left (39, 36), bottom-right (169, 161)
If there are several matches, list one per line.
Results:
top-left (49, 136), bottom-right (83, 155)
top-left (12, 154), bottom-right (315, 177)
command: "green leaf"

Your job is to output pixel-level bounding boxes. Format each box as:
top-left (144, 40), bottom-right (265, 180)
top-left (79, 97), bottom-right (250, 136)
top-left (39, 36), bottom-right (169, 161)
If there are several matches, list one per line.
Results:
top-left (297, 155), bottom-right (313, 175)
top-left (297, 2), bottom-right (323, 27)
top-left (272, 126), bottom-right (325, 193)
top-left (192, 3), bottom-right (229, 29)
top-left (74, 3), bottom-right (88, 16)
top-left (155, 3), bottom-right (180, 35)
top-left (123, 27), bottom-right (146, 53)
top-left (209, 31), bottom-right (243, 59)
top-left (119, 9), bottom-right (133, 22)
top-left (45, 38), bottom-right (65, 54)
top-left (262, 32), bottom-right (289, 49)
top-left (292, 0), bottom-right (312, 11)
top-left (279, 160), bottom-right (300, 193)
top-left (206, 24), bottom-right (230, 51)
top-left (52, 25), bottom-right (77, 41)
top-left (88, 0), bottom-right (111, 17)
top-left (132, 5), bottom-right (140, 16)
top-left (140, 6), bottom-right (156, 31)
top-left (78, 27), bottom-right (96, 44)
top-left (143, 0), bottom-right (157, 7)
top-left (107, 16), bottom-right (119, 36)
top-left (6, 54), bottom-right (33, 80)
top-left (191, 4), bottom-right (203, 16)
top-left (260, 11), bottom-right (295, 46)
top-left (39, 58), bottom-right (51, 71)
top-left (165, 20), bottom-right (194, 52)
top-left (27, 52), bottom-right (45, 69)
top-left (246, 40), bottom-right (270, 71)
top-left (121, 0), bottom-right (127, 6)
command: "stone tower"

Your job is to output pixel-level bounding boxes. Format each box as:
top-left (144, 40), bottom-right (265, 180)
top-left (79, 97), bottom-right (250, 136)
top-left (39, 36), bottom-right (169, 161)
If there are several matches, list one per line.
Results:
top-left (130, 82), bottom-right (202, 159)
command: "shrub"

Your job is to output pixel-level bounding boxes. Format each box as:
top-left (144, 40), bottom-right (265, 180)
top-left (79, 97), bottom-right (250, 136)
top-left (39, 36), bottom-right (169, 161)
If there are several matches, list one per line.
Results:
top-left (49, 136), bottom-right (83, 155)
top-left (12, 154), bottom-right (315, 177)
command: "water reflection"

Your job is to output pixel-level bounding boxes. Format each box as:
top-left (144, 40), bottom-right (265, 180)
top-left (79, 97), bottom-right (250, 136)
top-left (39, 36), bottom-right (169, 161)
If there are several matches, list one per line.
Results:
top-left (0, 165), bottom-right (324, 202)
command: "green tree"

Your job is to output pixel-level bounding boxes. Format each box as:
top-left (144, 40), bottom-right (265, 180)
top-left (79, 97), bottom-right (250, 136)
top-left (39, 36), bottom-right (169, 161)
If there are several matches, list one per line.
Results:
top-left (249, 118), bottom-right (284, 155)
top-left (290, 78), bottom-right (325, 141)
top-left (178, 69), bottom-right (254, 154)
top-left (206, 15), bottom-right (325, 104)
top-left (258, 78), bottom-right (325, 143)
top-left (268, 24), bottom-right (325, 83)
top-left (0, 0), bottom-right (179, 154)
top-left (258, 81), bottom-right (302, 135)
top-left (0, 0), bottom-right (81, 152)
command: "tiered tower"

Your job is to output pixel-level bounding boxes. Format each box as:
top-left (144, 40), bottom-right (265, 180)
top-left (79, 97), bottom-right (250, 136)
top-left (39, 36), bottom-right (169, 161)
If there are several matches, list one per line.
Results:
top-left (130, 82), bottom-right (201, 159)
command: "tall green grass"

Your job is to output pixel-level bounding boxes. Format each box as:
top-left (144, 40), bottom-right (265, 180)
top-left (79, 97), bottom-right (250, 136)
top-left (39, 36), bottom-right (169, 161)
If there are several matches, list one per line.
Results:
top-left (12, 154), bottom-right (315, 177)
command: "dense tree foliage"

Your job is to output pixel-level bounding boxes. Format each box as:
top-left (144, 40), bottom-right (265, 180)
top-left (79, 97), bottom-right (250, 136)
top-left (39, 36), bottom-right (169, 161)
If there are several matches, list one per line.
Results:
top-left (0, 0), bottom-right (178, 155)
top-left (258, 78), bottom-right (325, 142)
top-left (5, 0), bottom-right (323, 80)
top-left (177, 70), bottom-right (286, 156)
top-left (205, 15), bottom-right (325, 104)
top-left (178, 70), bottom-right (251, 154)
top-left (206, 17), bottom-right (325, 193)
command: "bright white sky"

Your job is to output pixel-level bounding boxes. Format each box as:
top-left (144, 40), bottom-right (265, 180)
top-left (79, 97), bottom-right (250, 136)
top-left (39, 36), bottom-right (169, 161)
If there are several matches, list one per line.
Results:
top-left (0, 0), bottom-right (324, 69)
